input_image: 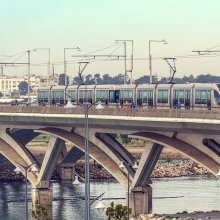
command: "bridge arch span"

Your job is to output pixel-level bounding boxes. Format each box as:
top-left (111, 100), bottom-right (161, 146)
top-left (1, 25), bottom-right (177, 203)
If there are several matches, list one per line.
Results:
top-left (0, 137), bottom-right (38, 185)
top-left (131, 132), bottom-right (220, 177)
top-left (36, 127), bottom-right (128, 188)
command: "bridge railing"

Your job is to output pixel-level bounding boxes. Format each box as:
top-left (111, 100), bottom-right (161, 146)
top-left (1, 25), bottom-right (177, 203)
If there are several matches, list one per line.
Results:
top-left (0, 105), bottom-right (219, 120)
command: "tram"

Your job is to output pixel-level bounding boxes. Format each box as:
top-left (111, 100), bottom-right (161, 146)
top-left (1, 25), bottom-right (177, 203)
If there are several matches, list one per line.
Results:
top-left (37, 83), bottom-right (220, 109)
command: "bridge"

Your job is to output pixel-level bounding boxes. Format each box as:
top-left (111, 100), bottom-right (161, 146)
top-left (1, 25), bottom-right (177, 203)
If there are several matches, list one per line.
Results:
top-left (0, 105), bottom-right (220, 216)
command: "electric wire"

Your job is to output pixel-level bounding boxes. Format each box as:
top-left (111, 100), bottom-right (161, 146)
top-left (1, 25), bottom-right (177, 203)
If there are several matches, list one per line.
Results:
top-left (0, 51), bottom-right (27, 61)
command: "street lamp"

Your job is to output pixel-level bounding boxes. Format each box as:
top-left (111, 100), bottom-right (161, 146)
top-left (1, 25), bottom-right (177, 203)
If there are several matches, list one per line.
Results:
top-left (72, 174), bottom-right (106, 212)
top-left (64, 47), bottom-right (80, 86)
top-left (14, 161), bottom-right (39, 220)
top-left (33, 48), bottom-right (50, 86)
top-left (148, 39), bottom-right (168, 84)
top-left (65, 99), bottom-right (103, 220)
top-left (119, 160), bottom-right (139, 220)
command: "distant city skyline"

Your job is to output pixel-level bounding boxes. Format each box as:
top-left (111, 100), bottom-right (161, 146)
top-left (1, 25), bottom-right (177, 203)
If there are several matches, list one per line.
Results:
top-left (1, 0), bottom-right (220, 80)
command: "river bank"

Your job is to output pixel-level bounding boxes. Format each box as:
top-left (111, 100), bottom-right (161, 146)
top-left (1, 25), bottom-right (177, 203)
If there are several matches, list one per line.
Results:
top-left (132, 211), bottom-right (220, 220)
top-left (0, 159), bottom-right (210, 181)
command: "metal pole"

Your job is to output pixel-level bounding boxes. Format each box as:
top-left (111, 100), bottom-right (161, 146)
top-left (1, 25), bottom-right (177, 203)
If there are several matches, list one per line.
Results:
top-left (130, 40), bottom-right (134, 85)
top-left (25, 168), bottom-right (28, 220)
top-left (47, 49), bottom-right (50, 86)
top-left (149, 41), bottom-right (152, 84)
top-left (64, 49), bottom-right (67, 86)
top-left (84, 104), bottom-right (90, 220)
top-left (27, 50), bottom-right (30, 105)
top-left (127, 171), bottom-right (130, 220)
top-left (124, 42), bottom-right (127, 84)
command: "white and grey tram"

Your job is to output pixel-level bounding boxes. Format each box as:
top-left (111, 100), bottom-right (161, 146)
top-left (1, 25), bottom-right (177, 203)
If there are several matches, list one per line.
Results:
top-left (37, 83), bottom-right (220, 109)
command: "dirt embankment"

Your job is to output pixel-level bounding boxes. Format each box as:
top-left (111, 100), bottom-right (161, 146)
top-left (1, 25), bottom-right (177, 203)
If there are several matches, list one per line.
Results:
top-left (0, 145), bottom-right (211, 181)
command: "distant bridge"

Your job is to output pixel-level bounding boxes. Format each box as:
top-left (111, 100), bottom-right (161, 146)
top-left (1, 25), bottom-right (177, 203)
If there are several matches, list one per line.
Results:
top-left (0, 105), bottom-right (220, 216)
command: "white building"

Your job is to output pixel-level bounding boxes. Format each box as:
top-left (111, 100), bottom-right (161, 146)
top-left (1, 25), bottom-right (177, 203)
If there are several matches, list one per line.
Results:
top-left (0, 75), bottom-right (41, 94)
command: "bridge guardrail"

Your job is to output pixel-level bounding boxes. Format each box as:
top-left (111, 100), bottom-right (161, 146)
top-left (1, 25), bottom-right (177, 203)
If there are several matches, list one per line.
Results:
top-left (0, 105), bottom-right (219, 120)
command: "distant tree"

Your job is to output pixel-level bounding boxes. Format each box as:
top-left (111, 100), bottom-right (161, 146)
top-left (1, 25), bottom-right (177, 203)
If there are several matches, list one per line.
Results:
top-left (94, 73), bottom-right (101, 84)
top-left (112, 74), bottom-right (124, 84)
top-left (0, 91), bottom-right (2, 97)
top-left (85, 74), bottom-right (93, 84)
top-left (73, 75), bottom-right (82, 85)
top-left (102, 73), bottom-right (112, 84)
top-left (182, 74), bottom-right (195, 83)
top-left (59, 73), bottom-right (69, 85)
top-left (196, 74), bottom-right (220, 83)
top-left (18, 81), bottom-right (28, 95)
top-left (135, 75), bottom-right (149, 84)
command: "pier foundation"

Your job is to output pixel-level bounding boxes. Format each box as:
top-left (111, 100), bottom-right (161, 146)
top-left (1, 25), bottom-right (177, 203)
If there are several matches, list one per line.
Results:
top-left (32, 183), bottom-right (53, 218)
top-left (130, 185), bottom-right (152, 216)
top-left (60, 163), bottom-right (75, 183)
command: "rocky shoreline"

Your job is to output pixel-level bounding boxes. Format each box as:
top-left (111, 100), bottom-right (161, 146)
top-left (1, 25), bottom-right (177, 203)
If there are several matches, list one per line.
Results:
top-left (0, 159), bottom-right (210, 182)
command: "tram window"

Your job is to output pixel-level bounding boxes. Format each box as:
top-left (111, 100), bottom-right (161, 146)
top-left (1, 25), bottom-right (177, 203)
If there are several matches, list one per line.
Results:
top-left (178, 90), bottom-right (184, 103)
top-left (195, 90), bottom-right (208, 104)
top-left (158, 90), bottom-right (168, 103)
top-left (79, 90), bottom-right (93, 103)
top-left (214, 90), bottom-right (220, 105)
top-left (173, 90), bottom-right (185, 104)
top-left (109, 91), bottom-right (115, 103)
top-left (66, 90), bottom-right (76, 102)
top-left (137, 91), bottom-right (142, 105)
top-left (96, 90), bottom-right (108, 102)
top-left (39, 91), bottom-right (49, 102)
top-left (52, 91), bottom-right (64, 104)
top-left (120, 90), bottom-right (133, 102)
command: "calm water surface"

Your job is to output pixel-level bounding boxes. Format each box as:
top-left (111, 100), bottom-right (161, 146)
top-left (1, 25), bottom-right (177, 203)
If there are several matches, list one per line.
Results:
top-left (1, 176), bottom-right (220, 219)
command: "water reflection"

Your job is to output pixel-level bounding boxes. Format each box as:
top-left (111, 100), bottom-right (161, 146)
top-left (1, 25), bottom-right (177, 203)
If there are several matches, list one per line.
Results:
top-left (0, 176), bottom-right (220, 219)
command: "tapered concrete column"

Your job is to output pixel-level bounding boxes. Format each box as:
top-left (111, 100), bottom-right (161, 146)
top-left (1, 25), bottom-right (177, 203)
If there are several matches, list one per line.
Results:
top-left (32, 184), bottom-right (53, 207)
top-left (32, 184), bottom-right (53, 219)
top-left (130, 185), bottom-right (152, 216)
top-left (60, 163), bottom-right (75, 183)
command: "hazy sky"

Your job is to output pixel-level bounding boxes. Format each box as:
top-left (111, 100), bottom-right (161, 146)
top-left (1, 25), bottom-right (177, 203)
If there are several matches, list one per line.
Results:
top-left (1, 0), bottom-right (220, 80)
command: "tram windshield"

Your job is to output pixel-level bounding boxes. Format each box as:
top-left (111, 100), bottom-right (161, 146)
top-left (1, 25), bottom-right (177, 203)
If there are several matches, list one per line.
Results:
top-left (214, 84), bottom-right (220, 105)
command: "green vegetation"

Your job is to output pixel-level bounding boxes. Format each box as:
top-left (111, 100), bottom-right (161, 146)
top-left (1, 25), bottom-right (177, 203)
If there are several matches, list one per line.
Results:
top-left (31, 134), bottom-right (50, 143)
top-left (106, 202), bottom-right (131, 220)
top-left (31, 200), bottom-right (49, 220)
top-left (73, 73), bottom-right (220, 85)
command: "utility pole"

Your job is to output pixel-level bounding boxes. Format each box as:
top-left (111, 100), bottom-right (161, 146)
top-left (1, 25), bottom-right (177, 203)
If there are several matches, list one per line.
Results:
top-left (1, 65), bottom-right (3, 76)
top-left (115, 40), bottom-right (134, 84)
top-left (149, 40), bottom-right (168, 84)
top-left (64, 47), bottom-right (80, 86)
top-left (52, 64), bottom-right (55, 77)
top-left (27, 50), bottom-right (30, 105)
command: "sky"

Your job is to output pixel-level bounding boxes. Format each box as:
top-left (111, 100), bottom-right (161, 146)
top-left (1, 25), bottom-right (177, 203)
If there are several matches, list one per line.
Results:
top-left (1, 0), bottom-right (220, 80)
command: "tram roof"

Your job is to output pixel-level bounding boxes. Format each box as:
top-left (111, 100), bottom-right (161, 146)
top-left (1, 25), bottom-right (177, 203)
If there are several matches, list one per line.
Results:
top-left (51, 85), bottom-right (66, 90)
top-left (95, 84), bottom-right (120, 90)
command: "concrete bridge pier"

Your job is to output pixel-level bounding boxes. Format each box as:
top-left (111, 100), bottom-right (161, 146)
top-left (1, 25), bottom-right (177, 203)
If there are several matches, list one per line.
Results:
top-left (60, 163), bottom-right (76, 183)
top-left (130, 185), bottom-right (152, 216)
top-left (32, 182), bottom-right (53, 218)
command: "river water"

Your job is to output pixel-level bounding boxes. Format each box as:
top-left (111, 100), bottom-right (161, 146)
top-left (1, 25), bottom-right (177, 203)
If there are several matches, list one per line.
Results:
top-left (0, 175), bottom-right (220, 219)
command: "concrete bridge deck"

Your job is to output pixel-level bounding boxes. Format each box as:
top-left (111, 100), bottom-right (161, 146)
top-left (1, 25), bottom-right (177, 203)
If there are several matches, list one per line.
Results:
top-left (0, 105), bottom-right (220, 216)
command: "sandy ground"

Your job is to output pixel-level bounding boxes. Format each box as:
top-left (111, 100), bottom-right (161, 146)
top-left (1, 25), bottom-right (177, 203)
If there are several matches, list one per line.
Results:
top-left (169, 211), bottom-right (220, 220)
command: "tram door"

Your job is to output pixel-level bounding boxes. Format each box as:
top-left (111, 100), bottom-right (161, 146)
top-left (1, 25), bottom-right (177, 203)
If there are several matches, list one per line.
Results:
top-left (109, 90), bottom-right (120, 104)
top-left (173, 90), bottom-right (191, 109)
top-left (185, 90), bottom-right (190, 109)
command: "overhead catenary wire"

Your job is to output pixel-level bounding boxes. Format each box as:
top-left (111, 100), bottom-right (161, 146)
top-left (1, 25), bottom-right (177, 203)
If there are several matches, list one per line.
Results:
top-left (3, 48), bottom-right (220, 69)
top-left (0, 51), bottom-right (27, 61)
